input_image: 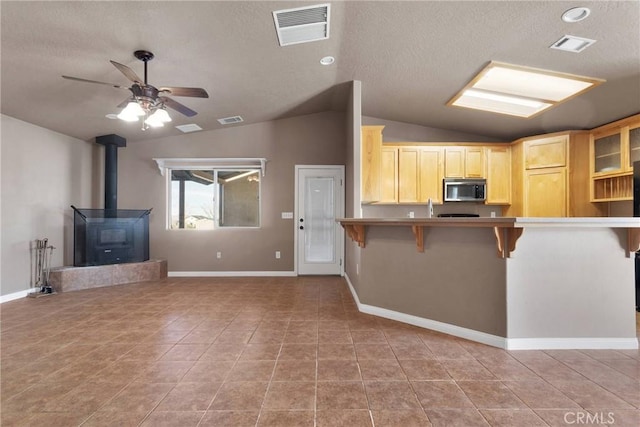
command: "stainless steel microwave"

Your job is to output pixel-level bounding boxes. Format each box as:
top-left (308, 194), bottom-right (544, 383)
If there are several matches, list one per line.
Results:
top-left (443, 178), bottom-right (486, 202)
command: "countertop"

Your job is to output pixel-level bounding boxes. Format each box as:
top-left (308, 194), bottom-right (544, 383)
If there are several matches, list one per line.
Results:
top-left (337, 217), bottom-right (640, 256)
top-left (338, 217), bottom-right (640, 228)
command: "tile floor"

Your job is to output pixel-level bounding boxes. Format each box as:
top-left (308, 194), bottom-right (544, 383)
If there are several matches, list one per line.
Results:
top-left (1, 276), bottom-right (638, 426)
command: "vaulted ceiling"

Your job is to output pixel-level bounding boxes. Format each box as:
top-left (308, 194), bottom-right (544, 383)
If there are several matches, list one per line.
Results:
top-left (2, 1), bottom-right (639, 142)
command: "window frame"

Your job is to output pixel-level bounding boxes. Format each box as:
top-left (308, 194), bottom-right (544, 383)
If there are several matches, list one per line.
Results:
top-left (153, 158), bottom-right (266, 231)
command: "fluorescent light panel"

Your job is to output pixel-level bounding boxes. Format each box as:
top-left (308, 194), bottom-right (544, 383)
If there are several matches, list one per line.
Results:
top-left (448, 61), bottom-right (604, 118)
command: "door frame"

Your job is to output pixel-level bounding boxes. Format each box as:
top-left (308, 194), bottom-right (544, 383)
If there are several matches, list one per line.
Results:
top-left (294, 165), bottom-right (345, 276)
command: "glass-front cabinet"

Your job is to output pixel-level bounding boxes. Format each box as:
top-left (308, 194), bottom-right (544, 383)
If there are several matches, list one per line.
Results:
top-left (593, 131), bottom-right (621, 174)
top-left (628, 124), bottom-right (640, 168)
top-left (590, 114), bottom-right (640, 202)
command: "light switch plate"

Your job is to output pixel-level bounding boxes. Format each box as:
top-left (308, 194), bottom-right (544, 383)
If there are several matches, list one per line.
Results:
top-left (281, 212), bottom-right (293, 219)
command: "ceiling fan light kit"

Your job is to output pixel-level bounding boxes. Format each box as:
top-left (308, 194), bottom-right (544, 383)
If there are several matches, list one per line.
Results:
top-left (62, 50), bottom-right (208, 131)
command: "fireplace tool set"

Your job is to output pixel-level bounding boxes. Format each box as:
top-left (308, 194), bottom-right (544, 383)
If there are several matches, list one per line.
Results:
top-left (28, 238), bottom-right (56, 297)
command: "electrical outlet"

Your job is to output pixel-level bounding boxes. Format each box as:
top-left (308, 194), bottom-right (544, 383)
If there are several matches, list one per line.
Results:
top-left (491, 211), bottom-right (496, 218)
top-left (275, 251), bottom-right (281, 259)
top-left (408, 211), bottom-right (415, 218)
top-left (216, 252), bottom-right (222, 259)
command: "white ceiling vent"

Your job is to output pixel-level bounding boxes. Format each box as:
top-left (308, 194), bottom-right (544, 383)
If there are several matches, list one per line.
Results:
top-left (217, 116), bottom-right (244, 125)
top-left (273, 4), bottom-right (330, 46)
top-left (175, 124), bottom-right (203, 133)
top-left (550, 35), bottom-right (596, 53)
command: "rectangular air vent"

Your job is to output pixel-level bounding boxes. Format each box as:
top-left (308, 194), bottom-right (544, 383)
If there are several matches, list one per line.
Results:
top-left (175, 124), bottom-right (203, 133)
top-left (550, 35), bottom-right (596, 53)
top-left (217, 116), bottom-right (244, 125)
top-left (273, 4), bottom-right (330, 46)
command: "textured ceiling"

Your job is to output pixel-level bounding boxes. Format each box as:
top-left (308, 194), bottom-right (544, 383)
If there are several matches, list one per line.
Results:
top-left (1, 1), bottom-right (639, 143)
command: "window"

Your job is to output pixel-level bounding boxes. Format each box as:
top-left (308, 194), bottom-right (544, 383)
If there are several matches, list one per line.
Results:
top-left (169, 169), bottom-right (260, 229)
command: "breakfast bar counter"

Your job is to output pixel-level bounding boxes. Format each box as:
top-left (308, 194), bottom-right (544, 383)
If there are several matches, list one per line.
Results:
top-left (339, 217), bottom-right (640, 350)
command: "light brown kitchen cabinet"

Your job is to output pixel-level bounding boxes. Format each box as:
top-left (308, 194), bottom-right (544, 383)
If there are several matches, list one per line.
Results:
top-left (378, 146), bottom-right (444, 204)
top-left (524, 135), bottom-right (567, 169)
top-left (380, 147), bottom-right (398, 203)
top-left (589, 114), bottom-right (640, 202)
top-left (445, 147), bottom-right (484, 178)
top-left (398, 147), bottom-right (420, 203)
top-left (485, 146), bottom-right (511, 205)
top-left (361, 126), bottom-right (384, 203)
top-left (506, 131), bottom-right (605, 217)
top-left (465, 147), bottom-right (485, 178)
top-left (524, 167), bottom-right (567, 217)
top-left (418, 147), bottom-right (444, 204)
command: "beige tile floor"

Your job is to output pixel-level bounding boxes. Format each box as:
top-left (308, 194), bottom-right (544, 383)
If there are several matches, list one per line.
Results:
top-left (1, 276), bottom-right (638, 426)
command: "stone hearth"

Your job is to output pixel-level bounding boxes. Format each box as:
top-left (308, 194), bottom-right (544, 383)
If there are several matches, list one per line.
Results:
top-left (48, 259), bottom-right (167, 293)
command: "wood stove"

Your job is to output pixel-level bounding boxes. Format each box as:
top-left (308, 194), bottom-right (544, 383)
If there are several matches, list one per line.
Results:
top-left (71, 134), bottom-right (151, 267)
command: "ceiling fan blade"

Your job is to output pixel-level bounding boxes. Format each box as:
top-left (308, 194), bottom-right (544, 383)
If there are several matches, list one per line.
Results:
top-left (161, 96), bottom-right (198, 117)
top-left (110, 60), bottom-right (143, 84)
top-left (159, 87), bottom-right (209, 98)
top-left (62, 75), bottom-right (127, 89)
top-left (116, 97), bottom-right (131, 108)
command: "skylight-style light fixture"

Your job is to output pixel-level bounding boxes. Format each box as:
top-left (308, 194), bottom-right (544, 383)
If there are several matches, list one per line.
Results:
top-left (447, 61), bottom-right (605, 118)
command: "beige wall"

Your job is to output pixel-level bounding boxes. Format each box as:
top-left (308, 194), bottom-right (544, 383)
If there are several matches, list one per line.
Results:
top-left (358, 226), bottom-right (507, 336)
top-left (1, 115), bottom-right (97, 296)
top-left (117, 111), bottom-right (346, 273)
top-left (362, 116), bottom-right (503, 143)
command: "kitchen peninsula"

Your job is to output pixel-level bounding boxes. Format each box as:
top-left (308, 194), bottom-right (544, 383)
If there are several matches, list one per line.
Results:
top-left (340, 217), bottom-right (640, 350)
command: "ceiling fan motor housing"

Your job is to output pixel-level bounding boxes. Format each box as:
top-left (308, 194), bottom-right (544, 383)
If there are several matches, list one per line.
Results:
top-left (131, 85), bottom-right (162, 110)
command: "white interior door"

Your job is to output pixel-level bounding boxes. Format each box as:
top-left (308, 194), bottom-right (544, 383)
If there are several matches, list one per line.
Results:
top-left (296, 166), bottom-right (344, 275)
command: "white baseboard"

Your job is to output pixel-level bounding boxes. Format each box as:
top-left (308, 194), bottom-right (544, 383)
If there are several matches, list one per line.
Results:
top-left (1, 288), bottom-right (36, 303)
top-left (343, 274), bottom-right (639, 351)
top-left (168, 271), bottom-right (297, 277)
top-left (506, 337), bottom-right (639, 350)
top-left (343, 274), bottom-right (507, 349)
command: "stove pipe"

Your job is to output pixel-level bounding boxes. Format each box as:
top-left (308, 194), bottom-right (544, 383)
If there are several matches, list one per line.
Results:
top-left (96, 134), bottom-right (127, 211)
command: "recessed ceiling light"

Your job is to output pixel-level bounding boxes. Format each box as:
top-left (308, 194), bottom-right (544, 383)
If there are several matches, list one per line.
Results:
top-left (105, 113), bottom-right (118, 120)
top-left (320, 56), bottom-right (335, 65)
top-left (175, 124), bottom-right (203, 133)
top-left (562, 7), bottom-right (591, 23)
top-left (447, 61), bottom-right (605, 118)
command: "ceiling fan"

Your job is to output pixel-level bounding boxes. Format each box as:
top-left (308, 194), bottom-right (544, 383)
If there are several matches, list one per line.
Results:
top-left (62, 50), bottom-right (209, 129)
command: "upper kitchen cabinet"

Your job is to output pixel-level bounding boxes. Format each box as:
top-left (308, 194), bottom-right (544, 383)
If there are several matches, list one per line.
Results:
top-left (379, 146), bottom-right (444, 204)
top-left (524, 135), bottom-right (567, 169)
top-left (380, 146), bottom-right (399, 203)
top-left (589, 114), bottom-right (640, 202)
top-left (444, 147), bottom-right (484, 178)
top-left (485, 146), bottom-right (511, 205)
top-left (418, 147), bottom-right (444, 204)
top-left (361, 126), bottom-right (384, 203)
